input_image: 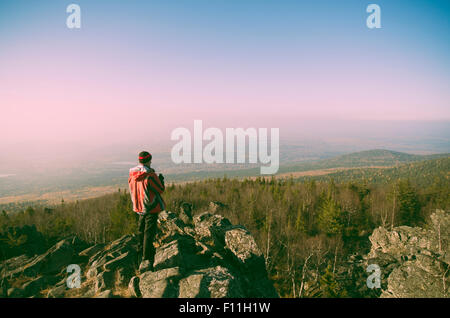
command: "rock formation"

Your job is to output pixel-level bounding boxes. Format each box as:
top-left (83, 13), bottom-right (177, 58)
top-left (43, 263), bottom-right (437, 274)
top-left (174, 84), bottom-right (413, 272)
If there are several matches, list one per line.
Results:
top-left (364, 210), bottom-right (449, 297)
top-left (0, 208), bottom-right (278, 298)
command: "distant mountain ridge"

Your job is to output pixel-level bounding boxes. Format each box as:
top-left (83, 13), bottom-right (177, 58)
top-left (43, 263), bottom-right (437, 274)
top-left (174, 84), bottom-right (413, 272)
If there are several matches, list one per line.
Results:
top-left (279, 149), bottom-right (449, 173)
top-left (295, 156), bottom-right (450, 186)
top-left (323, 149), bottom-right (447, 165)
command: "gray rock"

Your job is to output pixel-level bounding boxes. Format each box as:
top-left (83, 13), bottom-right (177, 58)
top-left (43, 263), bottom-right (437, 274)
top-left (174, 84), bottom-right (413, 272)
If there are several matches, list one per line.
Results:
top-left (367, 210), bottom-right (449, 298)
top-left (178, 266), bottom-right (243, 298)
top-left (369, 226), bottom-right (436, 261)
top-left (153, 236), bottom-right (198, 271)
top-left (381, 257), bottom-right (448, 298)
top-left (224, 226), bottom-right (264, 270)
top-left (87, 236), bottom-right (138, 271)
top-left (103, 251), bottom-right (132, 272)
top-left (157, 211), bottom-right (191, 244)
top-left (85, 235), bottom-right (139, 288)
top-left (139, 267), bottom-right (181, 298)
top-left (194, 212), bottom-right (232, 248)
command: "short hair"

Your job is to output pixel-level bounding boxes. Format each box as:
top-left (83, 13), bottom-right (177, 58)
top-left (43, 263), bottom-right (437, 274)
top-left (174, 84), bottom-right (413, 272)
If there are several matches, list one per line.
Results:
top-left (138, 151), bottom-right (152, 164)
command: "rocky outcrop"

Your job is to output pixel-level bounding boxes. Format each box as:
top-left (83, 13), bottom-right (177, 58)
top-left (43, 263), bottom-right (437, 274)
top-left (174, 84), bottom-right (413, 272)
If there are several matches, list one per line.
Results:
top-left (0, 206), bottom-right (278, 298)
top-left (0, 235), bottom-right (88, 298)
top-left (365, 210), bottom-right (449, 298)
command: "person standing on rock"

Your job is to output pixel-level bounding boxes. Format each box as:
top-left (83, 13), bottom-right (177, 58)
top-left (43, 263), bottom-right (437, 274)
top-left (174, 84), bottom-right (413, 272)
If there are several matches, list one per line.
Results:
top-left (128, 151), bottom-right (165, 272)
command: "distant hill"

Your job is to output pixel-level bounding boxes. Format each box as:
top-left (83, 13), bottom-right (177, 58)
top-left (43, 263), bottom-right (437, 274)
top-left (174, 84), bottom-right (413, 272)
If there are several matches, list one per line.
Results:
top-left (278, 149), bottom-right (449, 174)
top-left (318, 149), bottom-right (436, 166)
top-left (295, 156), bottom-right (450, 186)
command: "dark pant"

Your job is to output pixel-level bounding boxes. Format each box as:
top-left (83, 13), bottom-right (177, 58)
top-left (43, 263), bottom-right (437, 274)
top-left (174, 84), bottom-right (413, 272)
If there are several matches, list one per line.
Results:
top-left (137, 213), bottom-right (158, 263)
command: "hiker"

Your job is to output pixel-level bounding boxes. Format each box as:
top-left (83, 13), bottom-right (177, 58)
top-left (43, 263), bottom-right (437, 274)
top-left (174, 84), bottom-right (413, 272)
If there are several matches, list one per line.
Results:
top-left (128, 151), bottom-right (165, 272)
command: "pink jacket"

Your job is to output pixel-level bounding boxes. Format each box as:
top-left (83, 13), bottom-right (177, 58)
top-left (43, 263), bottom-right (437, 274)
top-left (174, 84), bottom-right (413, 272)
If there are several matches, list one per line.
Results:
top-left (128, 165), bottom-right (165, 214)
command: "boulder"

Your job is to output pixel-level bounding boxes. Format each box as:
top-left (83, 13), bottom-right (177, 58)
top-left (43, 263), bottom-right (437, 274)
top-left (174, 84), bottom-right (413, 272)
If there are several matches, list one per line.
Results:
top-left (156, 211), bottom-right (192, 244)
top-left (193, 212), bottom-right (232, 248)
top-left (86, 235), bottom-right (138, 281)
top-left (224, 226), bottom-right (264, 271)
top-left (381, 256), bottom-right (448, 298)
top-left (178, 266), bottom-right (243, 298)
top-left (153, 236), bottom-right (199, 271)
top-left (369, 226), bottom-right (436, 261)
top-left (139, 267), bottom-right (181, 298)
top-left (366, 210), bottom-right (449, 298)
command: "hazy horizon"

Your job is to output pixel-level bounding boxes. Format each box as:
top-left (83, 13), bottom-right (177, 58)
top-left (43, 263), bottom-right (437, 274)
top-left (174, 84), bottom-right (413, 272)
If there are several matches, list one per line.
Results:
top-left (1, 118), bottom-right (449, 173)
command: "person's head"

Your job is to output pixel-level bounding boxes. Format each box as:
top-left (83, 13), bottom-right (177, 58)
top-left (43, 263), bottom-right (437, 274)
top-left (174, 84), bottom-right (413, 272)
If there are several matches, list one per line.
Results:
top-left (138, 151), bottom-right (152, 167)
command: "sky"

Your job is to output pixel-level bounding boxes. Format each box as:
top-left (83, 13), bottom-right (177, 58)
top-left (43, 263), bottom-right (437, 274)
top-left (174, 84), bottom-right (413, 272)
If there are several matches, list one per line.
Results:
top-left (0, 0), bottom-right (449, 160)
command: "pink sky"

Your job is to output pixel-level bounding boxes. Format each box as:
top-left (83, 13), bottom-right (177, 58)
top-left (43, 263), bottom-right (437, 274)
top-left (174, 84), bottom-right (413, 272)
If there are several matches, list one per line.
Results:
top-left (1, 1), bottom-right (449, 150)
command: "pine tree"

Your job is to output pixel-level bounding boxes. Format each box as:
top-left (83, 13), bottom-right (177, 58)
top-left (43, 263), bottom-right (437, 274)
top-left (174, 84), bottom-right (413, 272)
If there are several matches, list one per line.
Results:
top-left (109, 192), bottom-right (136, 239)
top-left (319, 264), bottom-right (347, 297)
top-left (295, 205), bottom-right (307, 233)
top-left (318, 196), bottom-right (344, 235)
top-left (397, 180), bottom-right (422, 226)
